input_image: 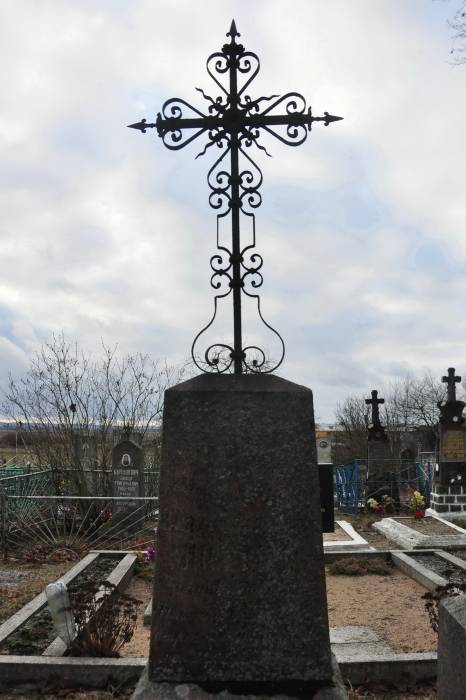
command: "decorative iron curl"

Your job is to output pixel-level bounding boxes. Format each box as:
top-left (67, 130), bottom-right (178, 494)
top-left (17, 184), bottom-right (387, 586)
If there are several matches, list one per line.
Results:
top-left (203, 344), bottom-right (235, 373)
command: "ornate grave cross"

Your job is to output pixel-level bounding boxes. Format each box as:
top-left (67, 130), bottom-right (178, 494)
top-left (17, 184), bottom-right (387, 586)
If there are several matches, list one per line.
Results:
top-left (442, 367), bottom-right (461, 403)
top-left (365, 389), bottom-right (384, 427)
top-left (129, 21), bottom-right (342, 374)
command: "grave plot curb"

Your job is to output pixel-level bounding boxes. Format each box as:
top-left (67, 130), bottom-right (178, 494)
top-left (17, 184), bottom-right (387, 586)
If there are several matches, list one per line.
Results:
top-left (391, 550), bottom-right (448, 591)
top-left (324, 549), bottom-right (392, 563)
top-left (373, 516), bottom-right (466, 550)
top-left (337, 652), bottom-right (437, 686)
top-left (323, 520), bottom-right (372, 553)
top-left (0, 655), bottom-right (146, 689)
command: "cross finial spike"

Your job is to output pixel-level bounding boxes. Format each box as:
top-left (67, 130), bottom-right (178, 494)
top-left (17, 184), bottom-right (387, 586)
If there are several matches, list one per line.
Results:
top-left (228, 19), bottom-right (240, 40)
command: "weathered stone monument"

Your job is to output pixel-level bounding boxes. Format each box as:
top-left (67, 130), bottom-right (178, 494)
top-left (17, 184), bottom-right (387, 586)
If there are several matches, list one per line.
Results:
top-left (429, 367), bottom-right (466, 519)
top-left (130, 21), bottom-right (345, 700)
top-left (365, 389), bottom-right (397, 501)
top-left (112, 437), bottom-right (144, 521)
top-left (141, 374), bottom-right (340, 697)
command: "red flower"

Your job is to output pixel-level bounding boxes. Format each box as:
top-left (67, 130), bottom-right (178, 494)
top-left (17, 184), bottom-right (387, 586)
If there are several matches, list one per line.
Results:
top-left (413, 510), bottom-right (425, 519)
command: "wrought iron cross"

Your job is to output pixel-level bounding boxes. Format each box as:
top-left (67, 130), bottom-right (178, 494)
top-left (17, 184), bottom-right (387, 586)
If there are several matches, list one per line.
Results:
top-left (365, 390), bottom-right (384, 427)
top-left (129, 20), bottom-right (342, 374)
top-left (442, 367), bottom-right (461, 403)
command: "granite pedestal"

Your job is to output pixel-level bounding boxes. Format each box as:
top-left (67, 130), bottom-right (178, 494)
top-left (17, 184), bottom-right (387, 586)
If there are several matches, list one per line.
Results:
top-left (135, 374), bottom-right (345, 698)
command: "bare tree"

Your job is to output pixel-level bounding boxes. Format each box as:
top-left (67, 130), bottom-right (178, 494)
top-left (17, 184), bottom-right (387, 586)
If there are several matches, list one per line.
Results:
top-left (449, 1), bottom-right (466, 64)
top-left (2, 334), bottom-right (186, 493)
top-left (334, 372), bottom-right (448, 463)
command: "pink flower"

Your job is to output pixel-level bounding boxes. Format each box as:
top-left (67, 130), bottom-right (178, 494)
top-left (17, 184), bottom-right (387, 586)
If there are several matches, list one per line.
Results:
top-left (144, 545), bottom-right (155, 562)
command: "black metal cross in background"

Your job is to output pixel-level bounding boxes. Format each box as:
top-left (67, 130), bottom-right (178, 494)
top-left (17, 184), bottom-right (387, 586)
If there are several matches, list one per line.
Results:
top-left (129, 20), bottom-right (342, 374)
top-left (365, 390), bottom-right (384, 427)
top-left (442, 367), bottom-right (461, 403)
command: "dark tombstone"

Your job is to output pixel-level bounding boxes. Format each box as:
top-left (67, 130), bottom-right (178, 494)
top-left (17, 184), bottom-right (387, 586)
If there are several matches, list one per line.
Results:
top-left (430, 368), bottom-right (466, 519)
top-left (317, 436), bottom-right (335, 533)
top-left (112, 438), bottom-right (144, 530)
top-left (319, 464), bottom-right (335, 533)
top-left (365, 390), bottom-right (398, 502)
top-left (133, 374), bottom-right (345, 700)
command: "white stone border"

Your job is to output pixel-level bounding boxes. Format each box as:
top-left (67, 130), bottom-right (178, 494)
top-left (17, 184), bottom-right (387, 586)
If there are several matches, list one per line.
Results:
top-left (373, 516), bottom-right (466, 550)
top-left (323, 520), bottom-right (372, 552)
top-left (426, 509), bottom-right (466, 528)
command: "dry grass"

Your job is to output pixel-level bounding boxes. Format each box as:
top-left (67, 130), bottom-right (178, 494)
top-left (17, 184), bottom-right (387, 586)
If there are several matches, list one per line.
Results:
top-left (0, 561), bottom-right (68, 623)
top-left (328, 557), bottom-right (392, 576)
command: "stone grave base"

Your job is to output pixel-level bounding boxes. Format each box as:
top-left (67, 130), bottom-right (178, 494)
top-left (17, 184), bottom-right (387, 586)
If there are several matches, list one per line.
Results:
top-left (132, 655), bottom-right (348, 700)
top-left (429, 483), bottom-right (466, 520)
top-left (372, 515), bottom-right (466, 549)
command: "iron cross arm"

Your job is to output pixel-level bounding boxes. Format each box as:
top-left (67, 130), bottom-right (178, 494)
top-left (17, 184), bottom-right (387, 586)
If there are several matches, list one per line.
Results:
top-left (128, 110), bottom-right (342, 140)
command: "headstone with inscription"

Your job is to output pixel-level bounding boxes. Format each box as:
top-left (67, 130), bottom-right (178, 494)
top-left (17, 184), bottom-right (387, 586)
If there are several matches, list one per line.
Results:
top-left (429, 368), bottom-right (466, 519)
top-left (112, 439), bottom-right (144, 529)
top-left (365, 390), bottom-right (398, 502)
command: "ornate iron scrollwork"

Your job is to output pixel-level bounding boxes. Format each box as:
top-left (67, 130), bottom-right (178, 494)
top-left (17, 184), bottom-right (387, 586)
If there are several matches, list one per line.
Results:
top-left (129, 20), bottom-right (342, 374)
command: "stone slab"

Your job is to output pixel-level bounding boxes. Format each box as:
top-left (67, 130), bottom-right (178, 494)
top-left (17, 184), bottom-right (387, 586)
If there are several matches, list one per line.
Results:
top-left (150, 374), bottom-right (332, 684)
top-left (337, 653), bottom-right (437, 686)
top-left (0, 655), bottom-right (146, 689)
top-left (329, 626), bottom-right (381, 644)
top-left (133, 655), bottom-right (347, 700)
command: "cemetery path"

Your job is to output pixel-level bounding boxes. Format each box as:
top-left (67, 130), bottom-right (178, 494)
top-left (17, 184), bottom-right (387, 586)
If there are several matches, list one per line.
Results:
top-left (326, 567), bottom-right (437, 653)
top-left (119, 574), bottom-right (151, 657)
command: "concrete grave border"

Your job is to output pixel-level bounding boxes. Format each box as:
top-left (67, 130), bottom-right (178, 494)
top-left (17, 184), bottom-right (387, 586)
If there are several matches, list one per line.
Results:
top-left (43, 551), bottom-right (137, 656)
top-left (373, 515), bottom-right (466, 549)
top-left (323, 520), bottom-right (372, 553)
top-left (392, 549), bottom-right (466, 591)
top-left (0, 548), bottom-right (445, 690)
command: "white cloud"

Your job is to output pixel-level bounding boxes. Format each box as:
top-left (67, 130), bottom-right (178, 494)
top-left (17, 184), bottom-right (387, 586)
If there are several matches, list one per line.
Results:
top-left (0, 0), bottom-right (465, 421)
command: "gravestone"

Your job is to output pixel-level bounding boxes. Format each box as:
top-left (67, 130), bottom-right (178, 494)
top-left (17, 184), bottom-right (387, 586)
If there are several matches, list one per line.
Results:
top-left (317, 436), bottom-right (335, 533)
top-left (112, 438), bottom-right (144, 529)
top-left (365, 389), bottom-right (398, 502)
top-left (429, 368), bottom-right (466, 519)
top-left (73, 433), bottom-right (97, 494)
top-left (133, 374), bottom-right (346, 699)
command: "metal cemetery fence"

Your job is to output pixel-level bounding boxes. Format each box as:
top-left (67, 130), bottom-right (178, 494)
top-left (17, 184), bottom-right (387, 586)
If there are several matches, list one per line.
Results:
top-left (335, 459), bottom-right (434, 514)
top-left (0, 494), bottom-right (158, 559)
top-left (0, 461), bottom-right (161, 559)
top-left (335, 459), bottom-right (362, 514)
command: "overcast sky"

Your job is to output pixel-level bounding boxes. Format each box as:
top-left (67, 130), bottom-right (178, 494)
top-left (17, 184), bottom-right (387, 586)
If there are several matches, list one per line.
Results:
top-left (1, 0), bottom-right (465, 422)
